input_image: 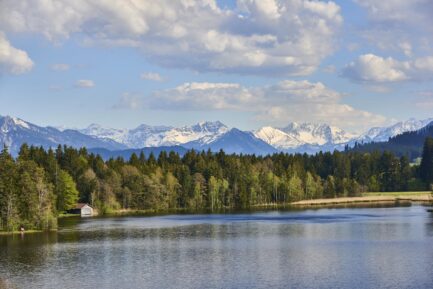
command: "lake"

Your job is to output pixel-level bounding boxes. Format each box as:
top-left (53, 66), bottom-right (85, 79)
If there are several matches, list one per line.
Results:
top-left (1, 205), bottom-right (433, 289)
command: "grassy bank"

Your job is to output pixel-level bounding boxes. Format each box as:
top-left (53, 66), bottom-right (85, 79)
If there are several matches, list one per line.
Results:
top-left (92, 192), bottom-right (433, 216)
top-left (363, 191), bottom-right (432, 197)
top-left (0, 229), bottom-right (57, 236)
top-left (103, 207), bottom-right (197, 217)
top-left (291, 192), bottom-right (433, 206)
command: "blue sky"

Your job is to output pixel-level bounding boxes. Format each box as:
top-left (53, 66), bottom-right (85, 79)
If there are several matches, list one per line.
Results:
top-left (1, 0), bottom-right (433, 133)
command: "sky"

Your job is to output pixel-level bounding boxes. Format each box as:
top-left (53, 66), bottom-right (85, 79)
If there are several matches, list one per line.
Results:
top-left (1, 0), bottom-right (433, 134)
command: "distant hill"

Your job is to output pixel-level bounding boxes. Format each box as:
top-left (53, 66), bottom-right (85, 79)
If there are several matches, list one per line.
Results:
top-left (351, 121), bottom-right (433, 160)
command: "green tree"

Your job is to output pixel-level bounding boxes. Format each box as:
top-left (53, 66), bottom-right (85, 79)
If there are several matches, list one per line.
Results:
top-left (56, 170), bottom-right (79, 212)
top-left (0, 147), bottom-right (18, 231)
top-left (16, 160), bottom-right (56, 230)
top-left (323, 175), bottom-right (336, 198)
top-left (287, 173), bottom-right (303, 201)
top-left (304, 172), bottom-right (316, 200)
top-left (420, 137), bottom-right (433, 187)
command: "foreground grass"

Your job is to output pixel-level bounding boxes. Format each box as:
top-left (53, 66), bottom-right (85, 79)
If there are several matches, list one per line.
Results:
top-left (89, 192), bottom-right (433, 215)
top-left (0, 229), bottom-right (57, 236)
top-left (58, 213), bottom-right (80, 218)
top-left (363, 191), bottom-right (432, 197)
top-left (103, 207), bottom-right (196, 217)
top-left (292, 191), bottom-right (433, 206)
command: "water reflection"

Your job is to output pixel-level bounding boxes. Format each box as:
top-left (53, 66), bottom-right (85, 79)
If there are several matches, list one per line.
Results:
top-left (1, 205), bottom-right (433, 289)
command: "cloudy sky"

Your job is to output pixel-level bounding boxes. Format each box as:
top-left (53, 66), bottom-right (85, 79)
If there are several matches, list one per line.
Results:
top-left (1, 0), bottom-right (433, 133)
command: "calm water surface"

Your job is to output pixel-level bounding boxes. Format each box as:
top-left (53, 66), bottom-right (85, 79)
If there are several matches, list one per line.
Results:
top-left (1, 205), bottom-right (433, 289)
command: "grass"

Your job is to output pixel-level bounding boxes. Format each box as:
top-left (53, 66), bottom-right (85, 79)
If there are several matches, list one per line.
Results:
top-left (363, 191), bottom-right (432, 197)
top-left (291, 191), bottom-right (433, 206)
top-left (105, 207), bottom-right (221, 217)
top-left (58, 213), bottom-right (81, 218)
top-left (0, 229), bottom-right (57, 236)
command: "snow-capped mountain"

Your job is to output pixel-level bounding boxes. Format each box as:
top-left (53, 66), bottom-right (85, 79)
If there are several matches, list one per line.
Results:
top-left (185, 128), bottom-right (277, 155)
top-left (254, 122), bottom-right (356, 151)
top-left (357, 118), bottom-right (433, 143)
top-left (80, 123), bottom-right (174, 148)
top-left (0, 115), bottom-right (127, 156)
top-left (3, 114), bottom-right (433, 157)
top-left (80, 121), bottom-right (274, 154)
top-left (80, 121), bottom-right (229, 148)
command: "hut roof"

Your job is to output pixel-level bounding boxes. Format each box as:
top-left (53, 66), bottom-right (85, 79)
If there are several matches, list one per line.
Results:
top-left (74, 203), bottom-right (90, 209)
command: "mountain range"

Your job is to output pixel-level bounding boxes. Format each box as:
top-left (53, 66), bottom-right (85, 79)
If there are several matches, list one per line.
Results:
top-left (1, 115), bottom-right (432, 157)
top-left (351, 121), bottom-right (433, 160)
top-left (0, 115), bottom-right (127, 155)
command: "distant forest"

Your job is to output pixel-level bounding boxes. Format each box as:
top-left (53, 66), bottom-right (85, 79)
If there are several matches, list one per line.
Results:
top-left (1, 138), bottom-right (433, 232)
top-left (351, 123), bottom-right (433, 160)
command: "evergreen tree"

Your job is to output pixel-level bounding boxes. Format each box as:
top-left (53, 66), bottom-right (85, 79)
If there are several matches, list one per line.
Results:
top-left (2, 141), bottom-right (430, 232)
top-left (420, 137), bottom-right (433, 187)
top-left (16, 160), bottom-right (56, 230)
top-left (0, 147), bottom-right (18, 231)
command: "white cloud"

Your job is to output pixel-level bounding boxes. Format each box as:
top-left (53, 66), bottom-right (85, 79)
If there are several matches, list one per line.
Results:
top-left (354, 0), bottom-right (433, 56)
top-left (343, 54), bottom-right (409, 82)
top-left (149, 82), bottom-right (254, 110)
top-left (0, 31), bottom-right (33, 75)
top-left (51, 63), bottom-right (70, 71)
top-left (354, 0), bottom-right (431, 23)
top-left (322, 65), bottom-right (336, 74)
top-left (399, 42), bottom-right (413, 57)
top-left (415, 90), bottom-right (433, 109)
top-left (120, 80), bottom-right (387, 132)
top-left (75, 79), bottom-right (94, 88)
top-left (113, 93), bottom-right (143, 110)
top-left (140, 72), bottom-right (163, 82)
top-left (0, 0), bottom-right (343, 76)
top-left (343, 54), bottom-right (433, 83)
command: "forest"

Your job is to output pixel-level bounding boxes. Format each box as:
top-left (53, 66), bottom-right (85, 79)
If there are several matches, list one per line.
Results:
top-left (1, 137), bottom-right (433, 232)
top-left (350, 122), bottom-right (433, 160)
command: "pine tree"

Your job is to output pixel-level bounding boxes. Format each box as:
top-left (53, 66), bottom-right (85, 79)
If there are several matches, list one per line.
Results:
top-left (0, 147), bottom-right (18, 231)
top-left (420, 137), bottom-right (433, 187)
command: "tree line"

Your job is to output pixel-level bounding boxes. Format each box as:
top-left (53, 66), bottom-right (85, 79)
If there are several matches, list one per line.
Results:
top-left (1, 138), bottom-right (433, 231)
top-left (350, 123), bottom-right (433, 160)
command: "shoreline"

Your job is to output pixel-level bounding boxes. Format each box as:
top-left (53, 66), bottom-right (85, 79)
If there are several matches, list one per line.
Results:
top-left (0, 229), bottom-right (57, 236)
top-left (102, 192), bottom-right (433, 216)
top-left (291, 192), bottom-right (433, 206)
top-left (2, 192), bottom-right (431, 235)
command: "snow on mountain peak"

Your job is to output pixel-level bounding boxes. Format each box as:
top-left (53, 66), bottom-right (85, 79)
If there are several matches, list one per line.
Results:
top-left (3, 115), bottom-right (433, 155)
top-left (254, 126), bottom-right (301, 149)
top-left (191, 121), bottom-right (228, 133)
top-left (11, 117), bottom-right (30, 129)
top-left (1, 115), bottom-right (31, 132)
top-left (78, 121), bottom-right (229, 148)
top-left (159, 121), bottom-right (228, 146)
top-left (255, 122), bottom-right (356, 150)
top-left (74, 117), bottom-right (433, 153)
top-left (358, 118), bottom-right (433, 143)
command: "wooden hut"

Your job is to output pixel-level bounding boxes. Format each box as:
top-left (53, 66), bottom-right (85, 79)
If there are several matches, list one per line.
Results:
top-left (68, 203), bottom-right (94, 217)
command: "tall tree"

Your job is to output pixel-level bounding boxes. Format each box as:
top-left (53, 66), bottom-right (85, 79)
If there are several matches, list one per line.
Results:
top-left (420, 137), bottom-right (433, 187)
top-left (56, 170), bottom-right (79, 212)
top-left (0, 147), bottom-right (18, 231)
